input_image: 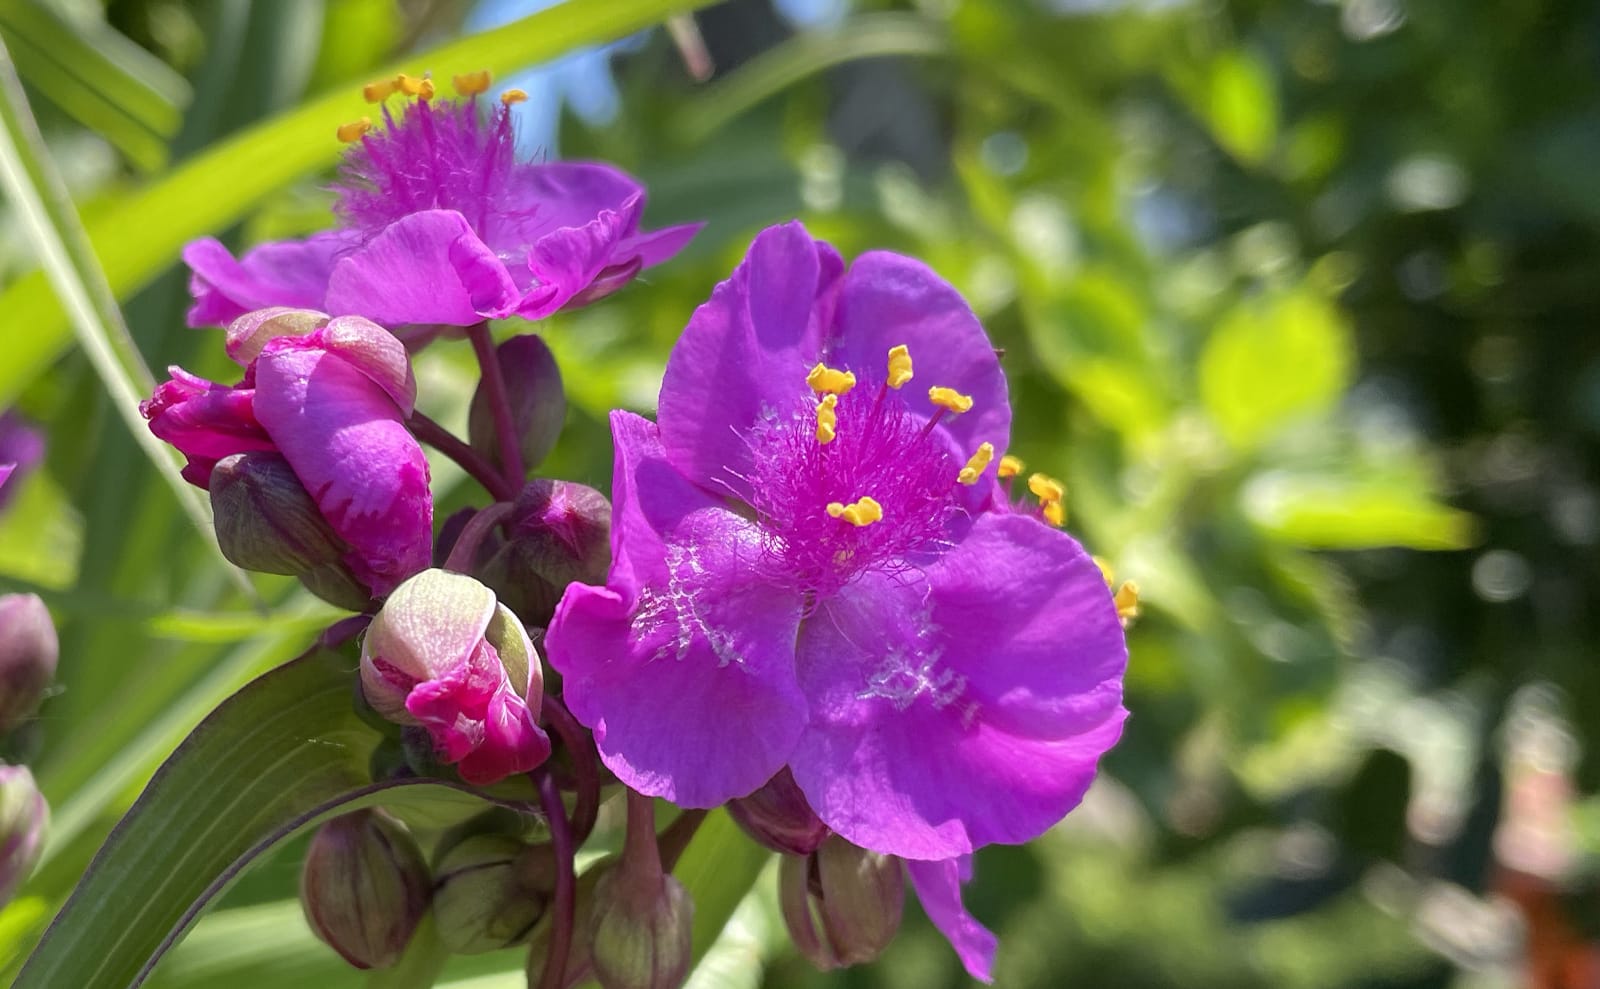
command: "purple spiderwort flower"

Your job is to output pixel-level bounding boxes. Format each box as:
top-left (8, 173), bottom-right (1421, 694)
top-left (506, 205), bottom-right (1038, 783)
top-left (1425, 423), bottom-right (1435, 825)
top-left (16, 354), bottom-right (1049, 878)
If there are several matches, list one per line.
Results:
top-left (183, 78), bottom-right (701, 333)
top-left (140, 309), bottom-right (432, 599)
top-left (0, 411), bottom-right (45, 511)
top-left (547, 221), bottom-right (1128, 863)
top-left (359, 569), bottom-right (551, 785)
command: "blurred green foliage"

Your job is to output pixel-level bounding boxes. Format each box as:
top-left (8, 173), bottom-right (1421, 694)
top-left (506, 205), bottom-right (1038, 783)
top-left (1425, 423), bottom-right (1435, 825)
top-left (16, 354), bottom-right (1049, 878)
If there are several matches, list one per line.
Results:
top-left (0, 0), bottom-right (1596, 986)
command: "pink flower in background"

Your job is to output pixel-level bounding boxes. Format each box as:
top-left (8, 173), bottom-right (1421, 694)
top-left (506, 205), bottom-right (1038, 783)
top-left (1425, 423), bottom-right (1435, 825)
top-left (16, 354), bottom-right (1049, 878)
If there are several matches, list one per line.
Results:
top-left (547, 222), bottom-right (1127, 865)
top-left (0, 412), bottom-right (45, 510)
top-left (140, 310), bottom-right (432, 599)
top-left (184, 81), bottom-right (701, 331)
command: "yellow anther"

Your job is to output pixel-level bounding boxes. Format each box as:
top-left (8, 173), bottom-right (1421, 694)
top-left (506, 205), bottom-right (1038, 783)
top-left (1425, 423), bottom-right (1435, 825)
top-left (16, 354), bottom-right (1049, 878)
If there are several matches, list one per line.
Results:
top-left (395, 73), bottom-right (422, 95)
top-left (806, 363), bottom-right (857, 395)
top-left (928, 386), bottom-right (974, 414)
top-left (500, 88), bottom-right (529, 105)
top-left (887, 345), bottom-right (913, 389)
top-left (1043, 499), bottom-right (1066, 527)
top-left (826, 496), bottom-right (883, 527)
top-left (452, 70), bottom-right (492, 96)
top-left (336, 117), bottom-right (372, 143)
top-left (958, 442), bottom-right (994, 485)
top-left (1027, 473), bottom-right (1065, 504)
top-left (815, 394), bottom-right (839, 444)
top-left (417, 78), bottom-right (436, 100)
top-left (1113, 580), bottom-right (1140, 627)
top-left (998, 454), bottom-right (1024, 479)
top-left (362, 79), bottom-right (396, 103)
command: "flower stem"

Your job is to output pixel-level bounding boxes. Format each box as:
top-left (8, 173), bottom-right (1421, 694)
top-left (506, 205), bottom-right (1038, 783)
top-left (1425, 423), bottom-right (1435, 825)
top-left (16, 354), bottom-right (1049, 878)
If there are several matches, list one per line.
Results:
top-left (542, 695), bottom-right (601, 845)
top-left (443, 501), bottom-right (514, 574)
top-left (536, 770), bottom-right (575, 989)
top-left (468, 321), bottom-right (527, 489)
top-left (407, 409), bottom-right (517, 502)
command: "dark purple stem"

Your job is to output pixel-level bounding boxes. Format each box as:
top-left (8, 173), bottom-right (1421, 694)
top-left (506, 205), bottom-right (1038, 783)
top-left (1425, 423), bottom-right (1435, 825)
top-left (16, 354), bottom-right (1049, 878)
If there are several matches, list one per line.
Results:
top-left (407, 409), bottom-right (517, 502)
top-left (468, 321), bottom-right (527, 489)
top-left (536, 771), bottom-right (576, 989)
top-left (443, 501), bottom-right (514, 574)
top-left (542, 695), bottom-right (601, 846)
top-left (660, 808), bottom-right (708, 872)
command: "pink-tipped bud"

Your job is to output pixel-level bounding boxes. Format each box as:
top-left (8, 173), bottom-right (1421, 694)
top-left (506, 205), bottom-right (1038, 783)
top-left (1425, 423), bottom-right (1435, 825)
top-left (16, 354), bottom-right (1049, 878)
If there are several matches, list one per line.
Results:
top-left (0, 595), bottom-right (57, 737)
top-left (223, 307), bottom-right (330, 364)
top-left (779, 835), bottom-right (904, 971)
top-left (0, 765), bottom-right (46, 904)
top-left (432, 834), bottom-right (550, 954)
top-left (360, 569), bottom-right (551, 784)
top-left (728, 768), bottom-right (828, 855)
top-left (469, 334), bottom-right (566, 474)
top-left (479, 481), bottom-right (611, 626)
top-left (209, 453), bottom-right (373, 611)
top-left (300, 810), bottom-right (431, 970)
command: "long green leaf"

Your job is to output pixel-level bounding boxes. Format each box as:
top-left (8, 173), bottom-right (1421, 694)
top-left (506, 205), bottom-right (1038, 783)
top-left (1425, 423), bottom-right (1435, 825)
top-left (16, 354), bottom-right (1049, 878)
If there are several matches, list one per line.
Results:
top-left (0, 36), bottom-right (246, 591)
top-left (672, 809), bottom-right (773, 964)
top-left (0, 0), bottom-right (715, 408)
top-left (14, 644), bottom-right (526, 989)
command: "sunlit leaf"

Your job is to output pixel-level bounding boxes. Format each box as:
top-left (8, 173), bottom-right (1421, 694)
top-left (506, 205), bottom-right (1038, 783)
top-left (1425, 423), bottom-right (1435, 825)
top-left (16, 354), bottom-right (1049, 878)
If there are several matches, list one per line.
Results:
top-left (1242, 471), bottom-right (1477, 550)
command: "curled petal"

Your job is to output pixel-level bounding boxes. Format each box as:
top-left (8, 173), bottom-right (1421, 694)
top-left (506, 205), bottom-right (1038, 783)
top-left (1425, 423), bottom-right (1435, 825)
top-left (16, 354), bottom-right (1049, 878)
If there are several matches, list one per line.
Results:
top-left (789, 513), bottom-right (1127, 859)
top-left (546, 411), bottom-right (808, 807)
top-left (907, 857), bottom-right (997, 983)
top-left (140, 368), bottom-right (275, 487)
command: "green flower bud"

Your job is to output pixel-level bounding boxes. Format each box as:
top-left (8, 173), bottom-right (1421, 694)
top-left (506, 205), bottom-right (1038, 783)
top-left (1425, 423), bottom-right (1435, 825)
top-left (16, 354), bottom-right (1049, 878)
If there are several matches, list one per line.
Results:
top-left (479, 481), bottom-right (611, 627)
top-left (209, 452), bottom-right (371, 611)
top-left (469, 334), bottom-right (566, 473)
top-left (779, 835), bottom-right (904, 970)
top-left (0, 765), bottom-right (46, 904)
top-left (588, 867), bottom-right (694, 989)
top-left (432, 835), bottom-right (549, 954)
top-left (300, 810), bottom-right (431, 969)
top-left (0, 594), bottom-right (57, 737)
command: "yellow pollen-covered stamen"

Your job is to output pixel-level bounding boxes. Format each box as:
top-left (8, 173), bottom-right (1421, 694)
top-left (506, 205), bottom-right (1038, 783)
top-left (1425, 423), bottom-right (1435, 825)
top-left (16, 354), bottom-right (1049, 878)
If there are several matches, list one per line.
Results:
top-left (362, 79), bottom-right (396, 103)
top-left (500, 89), bottom-right (529, 105)
top-left (998, 454), bottom-right (1024, 479)
top-left (826, 496), bottom-right (883, 527)
top-left (452, 70), bottom-right (492, 96)
top-left (928, 386), bottom-right (974, 414)
top-left (395, 73), bottom-right (421, 95)
top-left (815, 394), bottom-right (839, 444)
top-left (1043, 499), bottom-right (1066, 527)
top-left (958, 442), bottom-right (994, 485)
top-left (1027, 473), bottom-right (1065, 504)
top-left (805, 363), bottom-right (857, 395)
top-left (887, 344), bottom-right (913, 389)
top-left (1113, 580), bottom-right (1140, 627)
top-left (336, 117), bottom-right (372, 143)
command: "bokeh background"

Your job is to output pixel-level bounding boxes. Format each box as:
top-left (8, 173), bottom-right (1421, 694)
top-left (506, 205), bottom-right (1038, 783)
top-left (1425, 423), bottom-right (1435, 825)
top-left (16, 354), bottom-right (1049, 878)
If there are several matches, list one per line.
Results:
top-left (1, 0), bottom-right (1597, 986)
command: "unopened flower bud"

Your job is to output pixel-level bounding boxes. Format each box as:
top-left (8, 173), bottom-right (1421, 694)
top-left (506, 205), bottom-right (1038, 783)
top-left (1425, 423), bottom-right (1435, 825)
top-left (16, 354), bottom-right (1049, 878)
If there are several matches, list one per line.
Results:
top-left (729, 768), bottom-right (827, 855)
top-left (0, 765), bottom-right (46, 903)
top-left (223, 307), bottom-right (330, 363)
top-left (300, 810), bottom-right (431, 969)
top-left (209, 453), bottom-right (372, 611)
top-left (479, 480), bottom-right (611, 627)
top-left (779, 835), bottom-right (904, 970)
top-left (360, 569), bottom-right (550, 784)
top-left (0, 594), bottom-right (57, 736)
top-left (469, 335), bottom-right (566, 473)
top-left (433, 834), bottom-right (549, 954)
top-left (588, 867), bottom-right (694, 989)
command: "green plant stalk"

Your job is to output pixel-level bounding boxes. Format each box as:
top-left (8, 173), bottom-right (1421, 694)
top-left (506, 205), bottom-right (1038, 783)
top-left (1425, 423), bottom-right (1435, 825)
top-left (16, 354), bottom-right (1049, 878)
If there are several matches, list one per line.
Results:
top-left (0, 36), bottom-right (252, 595)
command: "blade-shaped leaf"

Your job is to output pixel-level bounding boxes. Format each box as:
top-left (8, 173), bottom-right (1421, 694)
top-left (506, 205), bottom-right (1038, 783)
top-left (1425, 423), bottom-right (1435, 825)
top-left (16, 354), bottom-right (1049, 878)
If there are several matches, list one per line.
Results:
top-left (0, 0), bottom-right (715, 409)
top-left (14, 644), bottom-right (528, 989)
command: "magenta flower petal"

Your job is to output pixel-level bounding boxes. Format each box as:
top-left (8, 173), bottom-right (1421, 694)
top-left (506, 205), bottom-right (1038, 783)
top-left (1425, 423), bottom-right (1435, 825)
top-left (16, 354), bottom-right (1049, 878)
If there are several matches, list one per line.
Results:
top-left (140, 368), bottom-right (275, 486)
top-left (252, 337), bottom-right (432, 597)
top-left (0, 464), bottom-right (13, 491)
top-left (657, 221), bottom-right (845, 501)
top-left (788, 513), bottom-right (1127, 860)
top-left (907, 857), bottom-right (997, 983)
top-left (183, 233), bottom-right (351, 329)
top-left (323, 210), bottom-right (520, 326)
top-left (546, 411), bottom-right (807, 807)
top-left (826, 251), bottom-right (1010, 480)
top-left (515, 200), bottom-right (637, 320)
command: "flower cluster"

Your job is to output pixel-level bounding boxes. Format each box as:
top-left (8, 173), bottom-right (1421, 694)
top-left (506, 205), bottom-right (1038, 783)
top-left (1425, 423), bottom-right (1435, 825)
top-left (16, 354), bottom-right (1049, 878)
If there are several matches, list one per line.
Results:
top-left (142, 70), bottom-right (1129, 988)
